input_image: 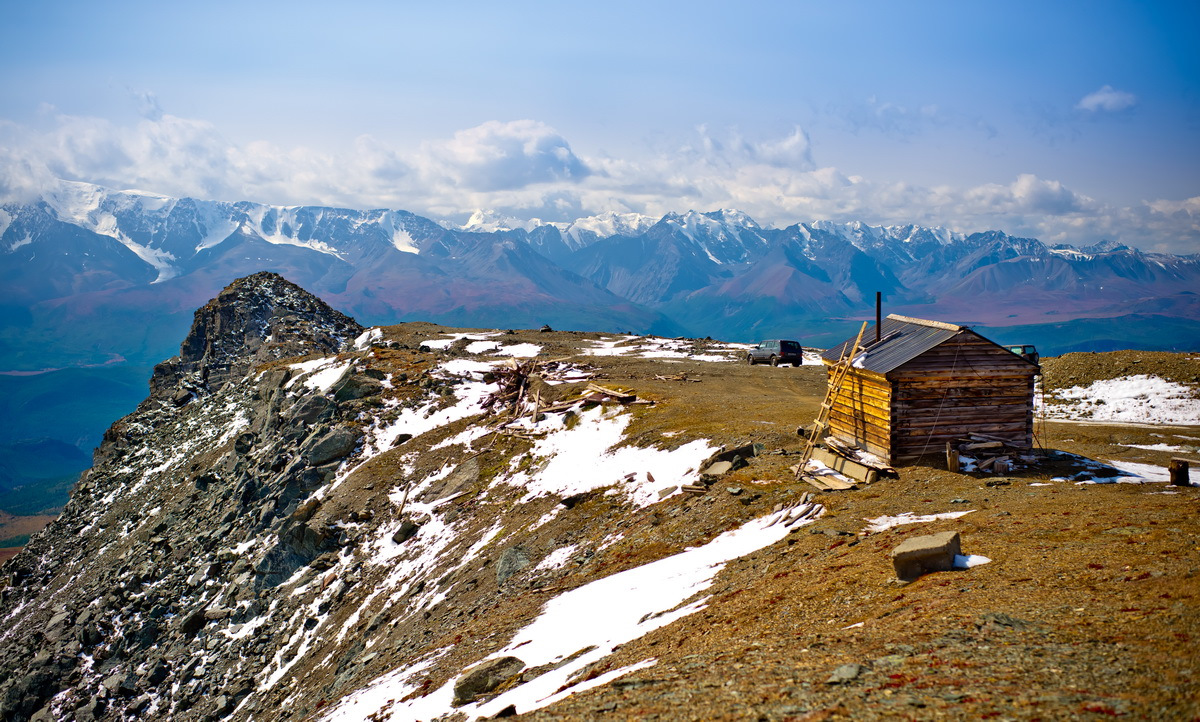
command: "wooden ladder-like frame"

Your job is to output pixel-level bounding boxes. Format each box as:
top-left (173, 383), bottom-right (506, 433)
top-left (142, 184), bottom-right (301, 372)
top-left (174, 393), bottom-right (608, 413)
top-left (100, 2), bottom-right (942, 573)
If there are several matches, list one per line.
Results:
top-left (796, 322), bottom-right (867, 476)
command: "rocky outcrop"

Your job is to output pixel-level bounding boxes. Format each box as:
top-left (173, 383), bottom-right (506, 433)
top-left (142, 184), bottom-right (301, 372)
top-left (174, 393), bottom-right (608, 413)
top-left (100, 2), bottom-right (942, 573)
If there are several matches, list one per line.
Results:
top-left (148, 271), bottom-right (362, 401)
top-left (0, 274), bottom-right (375, 721)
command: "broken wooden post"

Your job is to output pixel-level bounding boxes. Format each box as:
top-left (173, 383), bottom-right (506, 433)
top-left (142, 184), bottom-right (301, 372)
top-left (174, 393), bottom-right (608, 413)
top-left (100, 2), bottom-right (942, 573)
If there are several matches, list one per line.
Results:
top-left (946, 442), bottom-right (960, 473)
top-left (1170, 458), bottom-right (1190, 486)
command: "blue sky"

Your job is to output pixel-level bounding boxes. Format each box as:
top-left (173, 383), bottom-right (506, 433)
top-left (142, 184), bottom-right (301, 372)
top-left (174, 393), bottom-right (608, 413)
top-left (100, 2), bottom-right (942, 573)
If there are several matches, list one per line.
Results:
top-left (1, 1), bottom-right (1197, 252)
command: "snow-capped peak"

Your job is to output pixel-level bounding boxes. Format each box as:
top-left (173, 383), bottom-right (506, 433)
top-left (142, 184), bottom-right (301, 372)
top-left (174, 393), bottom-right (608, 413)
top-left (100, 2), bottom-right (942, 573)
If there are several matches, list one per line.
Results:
top-left (458, 209), bottom-right (547, 234)
top-left (557, 211), bottom-right (658, 248)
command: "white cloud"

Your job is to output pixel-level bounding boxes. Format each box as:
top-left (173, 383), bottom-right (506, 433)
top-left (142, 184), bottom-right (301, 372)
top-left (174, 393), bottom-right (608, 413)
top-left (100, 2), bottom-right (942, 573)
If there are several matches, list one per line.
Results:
top-left (1076, 85), bottom-right (1137, 113)
top-left (421, 120), bottom-right (590, 191)
top-left (0, 111), bottom-right (1196, 254)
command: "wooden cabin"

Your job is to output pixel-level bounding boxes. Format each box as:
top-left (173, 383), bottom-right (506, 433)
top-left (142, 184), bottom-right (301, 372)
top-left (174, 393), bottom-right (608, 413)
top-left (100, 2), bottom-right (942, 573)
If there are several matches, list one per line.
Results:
top-left (820, 314), bottom-right (1040, 464)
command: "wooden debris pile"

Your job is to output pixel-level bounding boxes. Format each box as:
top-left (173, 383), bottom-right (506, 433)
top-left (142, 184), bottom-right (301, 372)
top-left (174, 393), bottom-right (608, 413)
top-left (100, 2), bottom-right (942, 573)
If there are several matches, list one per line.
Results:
top-left (791, 437), bottom-right (896, 492)
top-left (766, 492), bottom-right (825, 527)
top-left (480, 358), bottom-right (540, 416)
top-left (479, 359), bottom-right (653, 435)
top-left (946, 433), bottom-right (1035, 474)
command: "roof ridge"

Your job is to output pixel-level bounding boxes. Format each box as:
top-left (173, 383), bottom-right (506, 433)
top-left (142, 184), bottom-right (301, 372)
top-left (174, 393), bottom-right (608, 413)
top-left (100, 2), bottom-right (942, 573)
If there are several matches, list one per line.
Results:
top-left (886, 313), bottom-right (962, 332)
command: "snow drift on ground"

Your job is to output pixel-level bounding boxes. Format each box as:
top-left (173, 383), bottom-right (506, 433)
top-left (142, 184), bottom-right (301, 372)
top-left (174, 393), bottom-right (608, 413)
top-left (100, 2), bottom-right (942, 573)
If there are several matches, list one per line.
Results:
top-left (1040, 374), bottom-right (1200, 425)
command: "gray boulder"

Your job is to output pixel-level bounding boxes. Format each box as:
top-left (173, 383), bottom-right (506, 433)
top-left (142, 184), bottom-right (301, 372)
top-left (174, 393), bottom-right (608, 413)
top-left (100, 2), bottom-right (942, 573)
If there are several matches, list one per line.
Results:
top-left (452, 656), bottom-right (525, 706)
top-left (301, 426), bottom-right (362, 467)
top-left (496, 546), bottom-right (531, 586)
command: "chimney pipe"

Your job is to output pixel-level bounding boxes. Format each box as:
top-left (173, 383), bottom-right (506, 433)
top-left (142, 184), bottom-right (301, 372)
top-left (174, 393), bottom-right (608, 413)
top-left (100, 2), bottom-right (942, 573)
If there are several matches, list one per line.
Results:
top-left (875, 291), bottom-right (882, 344)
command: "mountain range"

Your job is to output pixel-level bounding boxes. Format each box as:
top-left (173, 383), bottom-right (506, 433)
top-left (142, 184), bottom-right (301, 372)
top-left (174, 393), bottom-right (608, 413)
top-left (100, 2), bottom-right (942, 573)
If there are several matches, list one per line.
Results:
top-left (1, 180), bottom-right (1197, 501)
top-left (4, 180), bottom-right (1198, 375)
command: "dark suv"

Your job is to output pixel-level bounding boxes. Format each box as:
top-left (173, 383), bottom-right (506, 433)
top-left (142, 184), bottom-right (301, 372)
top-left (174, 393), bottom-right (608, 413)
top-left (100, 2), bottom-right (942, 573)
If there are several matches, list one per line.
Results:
top-left (1004, 344), bottom-right (1039, 366)
top-left (747, 339), bottom-right (805, 366)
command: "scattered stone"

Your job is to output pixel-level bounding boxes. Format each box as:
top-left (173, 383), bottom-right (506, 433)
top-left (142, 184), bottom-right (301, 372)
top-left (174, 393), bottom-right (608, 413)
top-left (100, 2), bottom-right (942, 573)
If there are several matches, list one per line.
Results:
top-left (726, 486), bottom-right (743, 496)
top-left (704, 460), bottom-right (734, 476)
top-left (392, 520), bottom-right (421, 545)
top-left (453, 656), bottom-right (526, 706)
top-left (825, 663), bottom-right (865, 685)
top-left (496, 546), bottom-right (531, 586)
top-left (891, 531), bottom-right (962, 581)
top-left (976, 611), bottom-right (1033, 631)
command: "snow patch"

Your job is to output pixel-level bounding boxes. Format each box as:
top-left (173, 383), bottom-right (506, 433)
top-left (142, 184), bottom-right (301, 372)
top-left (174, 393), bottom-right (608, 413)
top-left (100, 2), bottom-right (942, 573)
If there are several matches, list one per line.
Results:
top-left (1041, 375), bottom-right (1200, 425)
top-left (353, 327), bottom-right (384, 350)
top-left (391, 227), bottom-right (419, 254)
top-left (328, 510), bottom-right (799, 721)
top-left (495, 343), bottom-right (541, 358)
top-left (508, 405), bottom-right (715, 508)
top-left (862, 510), bottom-right (976, 534)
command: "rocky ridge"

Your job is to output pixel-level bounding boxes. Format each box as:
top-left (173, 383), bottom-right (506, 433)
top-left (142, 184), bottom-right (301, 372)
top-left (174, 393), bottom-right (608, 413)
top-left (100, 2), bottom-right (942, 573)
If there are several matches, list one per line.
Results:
top-left (0, 275), bottom-right (1197, 721)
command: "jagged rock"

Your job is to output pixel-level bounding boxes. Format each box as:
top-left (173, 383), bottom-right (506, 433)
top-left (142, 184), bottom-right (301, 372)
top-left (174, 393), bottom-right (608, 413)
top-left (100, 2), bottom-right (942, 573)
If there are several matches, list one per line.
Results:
top-left (453, 656), bottom-right (526, 706)
top-left (420, 457), bottom-right (480, 502)
top-left (234, 432), bottom-right (257, 455)
top-left (0, 670), bottom-right (55, 720)
top-left (302, 426), bottom-right (362, 466)
top-left (496, 546), bottom-right (531, 586)
top-left (147, 272), bottom-right (363, 400)
top-left (102, 671), bottom-right (138, 696)
top-left (392, 520), bottom-right (421, 544)
top-left (129, 694), bottom-right (153, 714)
top-left (289, 395), bottom-right (337, 427)
top-left (333, 370), bottom-right (384, 402)
top-left (177, 608), bottom-right (208, 635)
top-left (143, 659), bottom-right (169, 686)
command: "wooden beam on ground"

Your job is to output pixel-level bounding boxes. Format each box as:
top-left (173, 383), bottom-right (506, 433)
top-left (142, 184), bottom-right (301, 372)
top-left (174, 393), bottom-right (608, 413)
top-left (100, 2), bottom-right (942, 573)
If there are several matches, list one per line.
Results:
top-left (799, 473), bottom-right (832, 492)
top-left (810, 446), bottom-right (879, 485)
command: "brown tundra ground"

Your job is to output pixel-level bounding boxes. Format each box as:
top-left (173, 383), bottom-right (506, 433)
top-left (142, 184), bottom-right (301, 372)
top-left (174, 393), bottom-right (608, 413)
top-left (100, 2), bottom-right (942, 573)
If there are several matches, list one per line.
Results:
top-left (344, 328), bottom-right (1200, 721)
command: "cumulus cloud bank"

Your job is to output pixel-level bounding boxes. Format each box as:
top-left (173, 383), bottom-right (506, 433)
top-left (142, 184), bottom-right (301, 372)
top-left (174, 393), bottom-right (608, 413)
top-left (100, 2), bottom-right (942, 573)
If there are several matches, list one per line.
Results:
top-left (0, 109), bottom-right (1195, 253)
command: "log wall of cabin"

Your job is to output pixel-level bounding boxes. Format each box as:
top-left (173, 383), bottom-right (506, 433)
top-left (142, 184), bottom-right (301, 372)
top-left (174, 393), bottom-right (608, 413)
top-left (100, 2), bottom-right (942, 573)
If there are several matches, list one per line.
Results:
top-left (887, 332), bottom-right (1036, 462)
top-left (827, 367), bottom-right (892, 459)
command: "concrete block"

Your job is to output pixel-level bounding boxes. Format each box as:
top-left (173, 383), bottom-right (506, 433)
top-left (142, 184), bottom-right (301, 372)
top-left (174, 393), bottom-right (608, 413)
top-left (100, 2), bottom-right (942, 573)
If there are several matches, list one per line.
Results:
top-left (891, 531), bottom-right (961, 580)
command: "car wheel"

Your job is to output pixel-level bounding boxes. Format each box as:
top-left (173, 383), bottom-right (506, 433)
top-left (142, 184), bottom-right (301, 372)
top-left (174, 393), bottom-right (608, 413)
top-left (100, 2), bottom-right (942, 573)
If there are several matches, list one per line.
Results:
top-left (770, 355), bottom-right (779, 367)
top-left (747, 354), bottom-right (755, 365)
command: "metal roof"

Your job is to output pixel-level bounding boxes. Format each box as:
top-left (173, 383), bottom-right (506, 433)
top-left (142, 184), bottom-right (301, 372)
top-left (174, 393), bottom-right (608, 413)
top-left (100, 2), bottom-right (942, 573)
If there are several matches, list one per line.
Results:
top-left (820, 314), bottom-right (965, 375)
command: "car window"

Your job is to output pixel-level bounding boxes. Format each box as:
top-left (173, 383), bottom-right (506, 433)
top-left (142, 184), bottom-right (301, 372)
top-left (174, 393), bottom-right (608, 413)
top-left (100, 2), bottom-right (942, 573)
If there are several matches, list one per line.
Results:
top-left (780, 341), bottom-right (800, 351)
